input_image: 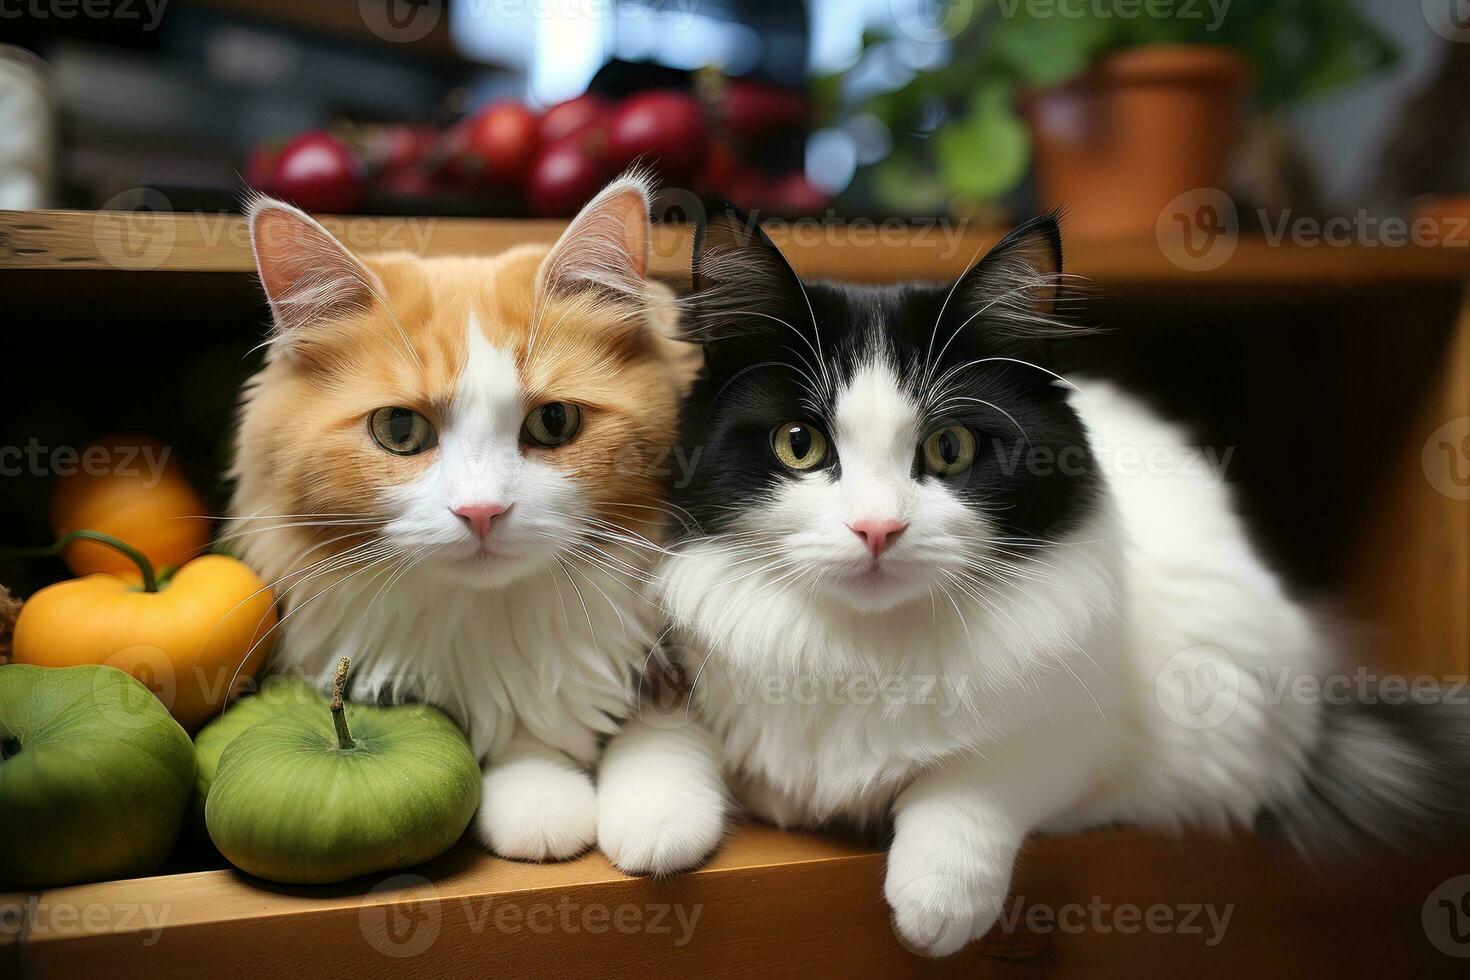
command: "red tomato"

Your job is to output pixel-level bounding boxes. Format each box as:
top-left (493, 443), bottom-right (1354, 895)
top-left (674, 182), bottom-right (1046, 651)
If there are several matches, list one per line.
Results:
top-left (696, 141), bottom-right (739, 194)
top-left (526, 139), bottom-right (611, 216)
top-left (370, 124), bottom-right (435, 174)
top-left (269, 132), bottom-right (366, 213)
top-left (722, 166), bottom-right (776, 210)
top-left (434, 123), bottom-right (478, 185)
top-left (540, 94), bottom-right (608, 145)
top-left (771, 173), bottom-right (829, 214)
top-left (375, 167), bottom-right (436, 197)
top-left (243, 142), bottom-right (280, 193)
top-left (722, 80), bottom-right (809, 139)
top-left (464, 101), bottom-right (541, 184)
top-left (605, 91), bottom-right (706, 186)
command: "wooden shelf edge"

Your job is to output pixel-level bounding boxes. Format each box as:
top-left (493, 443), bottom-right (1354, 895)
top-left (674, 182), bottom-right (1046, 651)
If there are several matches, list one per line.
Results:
top-left (2, 825), bottom-right (878, 943)
top-left (6, 824), bottom-right (1469, 976)
top-left (4, 210), bottom-right (1469, 287)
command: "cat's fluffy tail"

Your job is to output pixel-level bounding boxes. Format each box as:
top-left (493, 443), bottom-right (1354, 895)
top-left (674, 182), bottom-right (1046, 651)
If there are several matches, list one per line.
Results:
top-left (1259, 694), bottom-right (1470, 856)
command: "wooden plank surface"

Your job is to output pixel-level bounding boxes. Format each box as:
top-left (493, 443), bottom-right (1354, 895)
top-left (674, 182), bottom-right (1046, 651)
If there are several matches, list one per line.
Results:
top-left (1348, 285), bottom-right (1470, 677)
top-left (3, 209), bottom-right (1469, 285)
top-left (5, 824), bottom-right (1470, 977)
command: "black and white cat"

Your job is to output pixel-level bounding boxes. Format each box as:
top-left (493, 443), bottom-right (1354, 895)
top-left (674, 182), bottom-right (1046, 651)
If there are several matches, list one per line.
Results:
top-left (624, 204), bottom-right (1470, 956)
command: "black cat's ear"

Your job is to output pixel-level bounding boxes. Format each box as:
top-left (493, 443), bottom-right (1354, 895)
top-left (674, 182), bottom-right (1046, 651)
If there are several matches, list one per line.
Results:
top-left (949, 211), bottom-right (1067, 340)
top-left (688, 197), bottom-right (808, 344)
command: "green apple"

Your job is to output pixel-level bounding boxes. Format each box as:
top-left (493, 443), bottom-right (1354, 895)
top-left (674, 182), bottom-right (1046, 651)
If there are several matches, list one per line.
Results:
top-left (206, 658), bottom-right (480, 884)
top-left (191, 674), bottom-right (320, 831)
top-left (0, 663), bottom-right (195, 889)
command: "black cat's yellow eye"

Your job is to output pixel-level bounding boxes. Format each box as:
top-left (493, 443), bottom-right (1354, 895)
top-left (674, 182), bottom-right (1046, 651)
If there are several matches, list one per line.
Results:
top-left (523, 402), bottom-right (582, 447)
top-left (922, 425), bottom-right (976, 476)
top-left (369, 407), bottom-right (437, 456)
top-left (771, 422), bottom-right (829, 471)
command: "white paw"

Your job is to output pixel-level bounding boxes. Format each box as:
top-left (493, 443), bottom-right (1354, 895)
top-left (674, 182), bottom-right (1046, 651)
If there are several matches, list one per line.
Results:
top-left (476, 758), bottom-right (597, 862)
top-left (884, 864), bottom-right (1008, 958)
top-left (598, 780), bottom-right (725, 876)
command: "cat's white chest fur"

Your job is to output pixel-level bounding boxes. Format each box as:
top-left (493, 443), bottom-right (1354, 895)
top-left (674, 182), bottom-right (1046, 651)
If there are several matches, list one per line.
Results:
top-left (268, 564), bottom-right (654, 765)
top-left (696, 655), bottom-right (1117, 830)
top-left (668, 516), bottom-right (1126, 830)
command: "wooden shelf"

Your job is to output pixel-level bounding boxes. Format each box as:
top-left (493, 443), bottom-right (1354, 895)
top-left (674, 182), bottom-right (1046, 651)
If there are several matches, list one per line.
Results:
top-left (185, 0), bottom-right (467, 63)
top-left (6, 824), bottom-right (1466, 976)
top-left (3, 210), bottom-right (1468, 286)
top-left (4, 210), bottom-right (1470, 974)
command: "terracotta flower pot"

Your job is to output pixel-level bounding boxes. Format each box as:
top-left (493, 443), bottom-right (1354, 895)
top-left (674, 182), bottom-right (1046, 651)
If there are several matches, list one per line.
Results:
top-left (1024, 45), bottom-right (1250, 239)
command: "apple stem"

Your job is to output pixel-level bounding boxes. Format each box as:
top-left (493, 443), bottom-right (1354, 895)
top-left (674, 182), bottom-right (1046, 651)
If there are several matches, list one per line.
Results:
top-left (2, 530), bottom-right (159, 592)
top-left (331, 656), bottom-right (356, 751)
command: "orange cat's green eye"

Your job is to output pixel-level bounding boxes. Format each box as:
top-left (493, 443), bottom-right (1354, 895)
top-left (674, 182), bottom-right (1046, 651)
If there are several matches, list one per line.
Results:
top-left (369, 407), bottom-right (437, 456)
top-left (523, 402), bottom-right (582, 447)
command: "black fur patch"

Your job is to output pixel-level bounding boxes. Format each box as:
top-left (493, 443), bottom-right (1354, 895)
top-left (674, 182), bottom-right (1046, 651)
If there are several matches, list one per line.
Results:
top-left (1259, 694), bottom-right (1470, 856)
top-left (673, 202), bottom-right (1100, 547)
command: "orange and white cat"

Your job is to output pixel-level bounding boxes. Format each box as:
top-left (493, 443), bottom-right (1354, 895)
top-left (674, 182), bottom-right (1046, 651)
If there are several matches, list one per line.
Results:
top-left (230, 175), bottom-right (727, 872)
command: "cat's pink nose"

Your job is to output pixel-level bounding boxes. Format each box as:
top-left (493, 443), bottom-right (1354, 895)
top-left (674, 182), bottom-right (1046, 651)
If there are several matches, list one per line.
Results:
top-left (453, 503), bottom-right (507, 538)
top-left (848, 518), bottom-right (907, 557)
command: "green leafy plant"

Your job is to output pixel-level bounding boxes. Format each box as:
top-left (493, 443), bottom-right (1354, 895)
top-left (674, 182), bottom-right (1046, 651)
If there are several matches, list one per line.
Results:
top-left (835, 0), bottom-right (1396, 209)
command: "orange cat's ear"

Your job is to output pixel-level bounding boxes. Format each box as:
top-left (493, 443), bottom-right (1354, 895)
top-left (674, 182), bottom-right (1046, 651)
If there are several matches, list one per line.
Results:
top-left (246, 194), bottom-right (384, 339)
top-left (535, 171), bottom-right (652, 304)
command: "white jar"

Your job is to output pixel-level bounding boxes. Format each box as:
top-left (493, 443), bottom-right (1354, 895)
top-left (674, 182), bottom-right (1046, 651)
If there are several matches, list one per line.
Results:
top-left (0, 46), bottom-right (56, 210)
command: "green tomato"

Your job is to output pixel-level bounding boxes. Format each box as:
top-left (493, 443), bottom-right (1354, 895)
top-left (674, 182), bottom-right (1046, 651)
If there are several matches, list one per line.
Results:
top-left (190, 675), bottom-right (321, 831)
top-left (206, 684), bottom-right (480, 884)
top-left (0, 663), bottom-right (195, 889)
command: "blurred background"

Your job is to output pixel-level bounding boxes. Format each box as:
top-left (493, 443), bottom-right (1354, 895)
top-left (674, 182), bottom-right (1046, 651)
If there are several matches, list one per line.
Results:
top-left (2, 0), bottom-right (1467, 232)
